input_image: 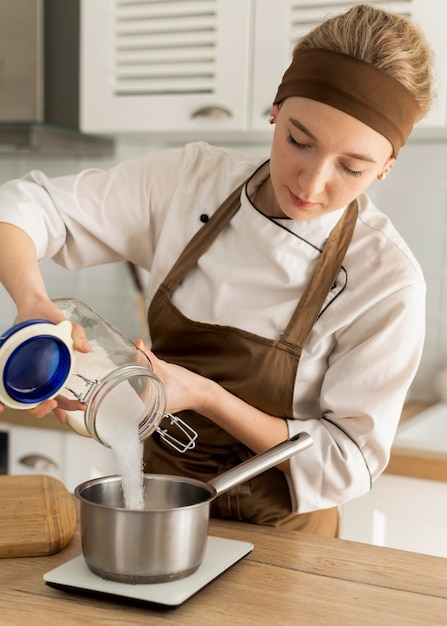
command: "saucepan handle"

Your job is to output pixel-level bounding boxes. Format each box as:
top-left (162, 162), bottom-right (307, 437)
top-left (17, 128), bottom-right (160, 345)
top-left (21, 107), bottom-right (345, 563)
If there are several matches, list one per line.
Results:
top-left (208, 432), bottom-right (313, 498)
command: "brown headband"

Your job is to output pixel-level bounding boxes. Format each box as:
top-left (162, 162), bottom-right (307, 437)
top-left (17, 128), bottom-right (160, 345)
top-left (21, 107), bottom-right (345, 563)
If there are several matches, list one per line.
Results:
top-left (273, 49), bottom-right (421, 155)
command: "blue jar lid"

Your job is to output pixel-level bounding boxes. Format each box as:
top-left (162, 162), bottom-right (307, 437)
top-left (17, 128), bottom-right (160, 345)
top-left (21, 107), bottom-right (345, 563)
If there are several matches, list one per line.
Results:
top-left (0, 320), bottom-right (73, 408)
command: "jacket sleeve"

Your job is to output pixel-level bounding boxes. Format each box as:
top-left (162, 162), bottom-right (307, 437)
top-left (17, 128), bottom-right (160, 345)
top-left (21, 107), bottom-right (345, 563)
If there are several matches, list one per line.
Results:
top-left (286, 280), bottom-right (425, 513)
top-left (0, 147), bottom-right (189, 270)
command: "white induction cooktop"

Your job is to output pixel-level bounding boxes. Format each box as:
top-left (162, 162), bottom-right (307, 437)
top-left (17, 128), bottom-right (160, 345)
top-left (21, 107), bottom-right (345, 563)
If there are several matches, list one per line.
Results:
top-left (44, 536), bottom-right (253, 607)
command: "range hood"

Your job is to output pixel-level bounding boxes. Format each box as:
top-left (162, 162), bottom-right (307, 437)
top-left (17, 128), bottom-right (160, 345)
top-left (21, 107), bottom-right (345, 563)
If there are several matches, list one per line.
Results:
top-left (0, 0), bottom-right (113, 156)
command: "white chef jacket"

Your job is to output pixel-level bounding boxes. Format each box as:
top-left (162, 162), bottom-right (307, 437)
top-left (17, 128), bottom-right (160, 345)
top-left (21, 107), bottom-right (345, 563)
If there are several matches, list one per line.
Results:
top-left (0, 141), bottom-right (425, 513)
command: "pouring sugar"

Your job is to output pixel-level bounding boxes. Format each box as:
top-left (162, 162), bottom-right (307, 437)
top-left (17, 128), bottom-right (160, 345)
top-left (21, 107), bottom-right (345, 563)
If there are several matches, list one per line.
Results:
top-left (66, 346), bottom-right (150, 509)
top-left (94, 384), bottom-right (146, 510)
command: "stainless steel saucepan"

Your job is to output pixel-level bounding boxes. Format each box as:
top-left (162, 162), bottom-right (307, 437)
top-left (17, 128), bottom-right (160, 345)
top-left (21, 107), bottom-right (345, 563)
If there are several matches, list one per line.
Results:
top-left (74, 432), bottom-right (313, 584)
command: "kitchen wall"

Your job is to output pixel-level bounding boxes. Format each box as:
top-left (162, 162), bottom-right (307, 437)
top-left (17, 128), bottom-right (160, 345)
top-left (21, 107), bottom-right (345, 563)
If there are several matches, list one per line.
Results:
top-left (367, 139), bottom-right (447, 402)
top-left (0, 136), bottom-right (445, 402)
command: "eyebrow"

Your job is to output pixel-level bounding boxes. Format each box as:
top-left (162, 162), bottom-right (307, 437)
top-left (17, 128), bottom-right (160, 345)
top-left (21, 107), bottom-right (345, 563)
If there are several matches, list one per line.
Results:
top-left (288, 116), bottom-right (378, 164)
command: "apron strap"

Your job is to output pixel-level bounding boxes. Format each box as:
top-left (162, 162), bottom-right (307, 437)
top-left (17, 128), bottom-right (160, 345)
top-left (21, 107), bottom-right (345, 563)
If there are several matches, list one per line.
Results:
top-left (281, 199), bottom-right (358, 347)
top-left (162, 183), bottom-right (245, 292)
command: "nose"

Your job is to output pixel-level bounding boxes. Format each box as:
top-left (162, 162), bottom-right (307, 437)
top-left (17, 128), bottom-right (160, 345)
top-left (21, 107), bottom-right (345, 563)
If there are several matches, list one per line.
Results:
top-left (298, 158), bottom-right (329, 197)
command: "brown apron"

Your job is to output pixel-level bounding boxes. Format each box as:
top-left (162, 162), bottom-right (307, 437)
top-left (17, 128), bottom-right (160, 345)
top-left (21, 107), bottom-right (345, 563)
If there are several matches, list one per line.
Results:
top-left (144, 181), bottom-right (358, 536)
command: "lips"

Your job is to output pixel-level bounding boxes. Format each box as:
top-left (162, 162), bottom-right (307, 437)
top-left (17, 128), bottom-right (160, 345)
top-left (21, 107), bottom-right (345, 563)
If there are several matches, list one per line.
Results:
top-left (288, 188), bottom-right (318, 209)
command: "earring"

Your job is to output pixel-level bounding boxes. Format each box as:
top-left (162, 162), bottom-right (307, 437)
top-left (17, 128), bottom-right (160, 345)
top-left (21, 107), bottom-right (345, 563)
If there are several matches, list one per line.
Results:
top-left (377, 171), bottom-right (388, 181)
top-left (269, 115), bottom-right (276, 125)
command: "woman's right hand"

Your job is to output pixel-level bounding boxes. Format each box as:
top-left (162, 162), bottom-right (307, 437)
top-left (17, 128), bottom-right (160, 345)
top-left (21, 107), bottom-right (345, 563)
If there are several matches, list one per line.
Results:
top-left (2, 298), bottom-right (91, 423)
top-left (16, 296), bottom-right (92, 352)
top-left (0, 225), bottom-right (89, 423)
top-left (1, 395), bottom-right (82, 423)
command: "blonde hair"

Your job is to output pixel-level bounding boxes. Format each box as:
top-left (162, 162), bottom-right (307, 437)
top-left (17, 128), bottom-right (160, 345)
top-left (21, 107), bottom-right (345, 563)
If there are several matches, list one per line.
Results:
top-left (294, 3), bottom-right (434, 121)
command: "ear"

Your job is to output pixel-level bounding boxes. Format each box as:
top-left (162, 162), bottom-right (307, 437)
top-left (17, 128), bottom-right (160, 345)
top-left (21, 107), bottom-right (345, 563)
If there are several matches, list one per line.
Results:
top-left (268, 104), bottom-right (281, 124)
top-left (378, 155), bottom-right (396, 180)
top-left (385, 155), bottom-right (396, 173)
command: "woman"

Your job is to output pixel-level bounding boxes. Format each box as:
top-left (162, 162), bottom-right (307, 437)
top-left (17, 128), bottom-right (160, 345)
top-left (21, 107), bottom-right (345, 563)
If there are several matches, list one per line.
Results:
top-left (0, 5), bottom-right (434, 536)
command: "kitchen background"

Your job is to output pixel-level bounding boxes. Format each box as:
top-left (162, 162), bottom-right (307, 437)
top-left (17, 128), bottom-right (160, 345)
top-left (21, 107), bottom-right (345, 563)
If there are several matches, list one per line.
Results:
top-left (0, 0), bottom-right (447, 556)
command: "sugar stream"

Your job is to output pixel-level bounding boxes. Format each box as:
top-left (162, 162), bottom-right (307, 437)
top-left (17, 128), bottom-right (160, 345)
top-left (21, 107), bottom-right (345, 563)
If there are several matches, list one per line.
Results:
top-left (95, 384), bottom-right (146, 510)
top-left (66, 347), bottom-right (147, 509)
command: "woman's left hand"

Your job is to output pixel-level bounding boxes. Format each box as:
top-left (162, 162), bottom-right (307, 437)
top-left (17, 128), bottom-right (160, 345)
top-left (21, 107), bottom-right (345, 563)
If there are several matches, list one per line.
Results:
top-left (134, 339), bottom-right (290, 470)
top-left (135, 339), bottom-right (210, 415)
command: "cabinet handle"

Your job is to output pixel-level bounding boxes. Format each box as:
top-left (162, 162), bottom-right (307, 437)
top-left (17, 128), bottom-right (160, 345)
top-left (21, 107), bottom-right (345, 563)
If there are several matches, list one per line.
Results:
top-left (18, 454), bottom-right (58, 472)
top-left (191, 106), bottom-right (233, 119)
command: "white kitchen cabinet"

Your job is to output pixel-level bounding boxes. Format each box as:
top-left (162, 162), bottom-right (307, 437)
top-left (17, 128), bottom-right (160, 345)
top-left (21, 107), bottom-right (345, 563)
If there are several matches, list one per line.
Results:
top-left (7, 424), bottom-right (118, 492)
top-left (340, 473), bottom-right (447, 558)
top-left (79, 0), bottom-right (447, 137)
top-left (80, 0), bottom-right (253, 134)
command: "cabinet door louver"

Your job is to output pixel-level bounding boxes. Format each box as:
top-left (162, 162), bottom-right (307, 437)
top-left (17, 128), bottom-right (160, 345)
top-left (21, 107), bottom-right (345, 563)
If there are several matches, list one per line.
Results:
top-left (286, 1), bottom-right (414, 56)
top-left (113, 0), bottom-right (219, 97)
top-left (80, 0), bottom-right (251, 134)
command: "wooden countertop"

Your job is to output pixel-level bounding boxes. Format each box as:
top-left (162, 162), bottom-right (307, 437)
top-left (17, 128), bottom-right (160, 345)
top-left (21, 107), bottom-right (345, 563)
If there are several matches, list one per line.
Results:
top-left (0, 406), bottom-right (65, 431)
top-left (1, 510), bottom-right (447, 625)
top-left (386, 446), bottom-right (447, 481)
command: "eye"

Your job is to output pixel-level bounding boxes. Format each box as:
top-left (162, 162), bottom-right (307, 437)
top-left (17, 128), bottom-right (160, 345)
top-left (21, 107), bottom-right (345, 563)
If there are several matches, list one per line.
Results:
top-left (287, 134), bottom-right (309, 149)
top-left (340, 163), bottom-right (363, 178)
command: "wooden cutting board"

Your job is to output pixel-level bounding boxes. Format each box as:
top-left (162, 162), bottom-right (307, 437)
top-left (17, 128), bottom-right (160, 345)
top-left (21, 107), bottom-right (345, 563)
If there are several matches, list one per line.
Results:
top-left (0, 474), bottom-right (76, 558)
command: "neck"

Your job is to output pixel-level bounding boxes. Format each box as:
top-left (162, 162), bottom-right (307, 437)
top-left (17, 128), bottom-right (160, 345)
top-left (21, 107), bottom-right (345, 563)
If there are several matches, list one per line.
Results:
top-left (253, 176), bottom-right (284, 217)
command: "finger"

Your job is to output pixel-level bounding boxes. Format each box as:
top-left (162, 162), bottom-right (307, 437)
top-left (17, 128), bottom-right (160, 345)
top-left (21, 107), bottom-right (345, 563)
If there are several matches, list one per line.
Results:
top-left (135, 339), bottom-right (156, 360)
top-left (134, 339), bottom-right (154, 366)
top-left (27, 399), bottom-right (59, 419)
top-left (25, 396), bottom-right (85, 421)
top-left (53, 407), bottom-right (68, 424)
top-left (71, 322), bottom-right (91, 353)
top-left (54, 394), bottom-right (86, 412)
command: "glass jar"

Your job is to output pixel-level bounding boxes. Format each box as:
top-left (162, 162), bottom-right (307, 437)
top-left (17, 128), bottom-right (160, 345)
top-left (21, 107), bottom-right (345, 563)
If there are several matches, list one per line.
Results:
top-left (0, 298), bottom-right (196, 452)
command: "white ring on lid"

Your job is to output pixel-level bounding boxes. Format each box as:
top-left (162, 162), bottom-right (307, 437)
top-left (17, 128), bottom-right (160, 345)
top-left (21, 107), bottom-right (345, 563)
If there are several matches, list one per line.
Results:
top-left (0, 320), bottom-right (74, 409)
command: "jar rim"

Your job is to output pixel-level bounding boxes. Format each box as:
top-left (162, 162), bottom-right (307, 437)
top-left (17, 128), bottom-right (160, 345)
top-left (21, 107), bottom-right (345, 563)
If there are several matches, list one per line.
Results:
top-left (82, 365), bottom-right (167, 447)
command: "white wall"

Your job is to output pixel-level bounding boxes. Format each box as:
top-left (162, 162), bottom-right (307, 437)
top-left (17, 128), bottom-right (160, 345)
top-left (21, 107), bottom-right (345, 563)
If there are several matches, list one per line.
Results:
top-left (366, 139), bottom-right (447, 401)
top-left (0, 136), bottom-right (445, 402)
